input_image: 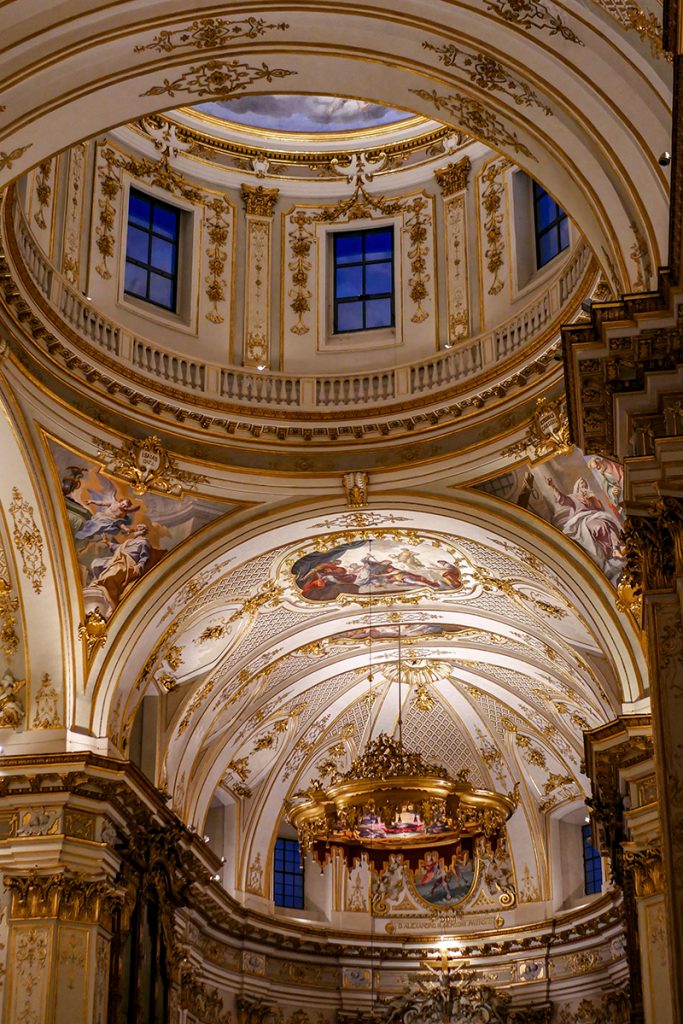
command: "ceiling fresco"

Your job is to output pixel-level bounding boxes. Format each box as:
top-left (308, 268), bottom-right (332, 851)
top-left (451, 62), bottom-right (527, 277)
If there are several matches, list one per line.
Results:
top-left (478, 449), bottom-right (625, 584)
top-left (290, 537), bottom-right (468, 602)
top-left (48, 438), bottom-right (235, 622)
top-left (193, 95), bottom-right (410, 133)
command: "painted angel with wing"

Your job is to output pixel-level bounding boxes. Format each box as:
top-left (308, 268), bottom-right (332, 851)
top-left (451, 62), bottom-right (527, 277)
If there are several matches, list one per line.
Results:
top-left (74, 474), bottom-right (140, 547)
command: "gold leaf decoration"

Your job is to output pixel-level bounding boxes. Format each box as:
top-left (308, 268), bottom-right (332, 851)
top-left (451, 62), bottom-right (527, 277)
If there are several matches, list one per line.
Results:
top-left (0, 145), bottom-right (31, 172)
top-left (423, 42), bottom-right (553, 115)
top-left (411, 89), bottom-right (535, 160)
top-left (141, 59), bottom-right (297, 101)
top-left (8, 487), bottom-right (46, 594)
top-left (95, 435), bottom-right (208, 497)
top-left (481, 159), bottom-right (511, 295)
top-left (485, 0), bottom-right (584, 43)
top-left (134, 16), bottom-right (289, 53)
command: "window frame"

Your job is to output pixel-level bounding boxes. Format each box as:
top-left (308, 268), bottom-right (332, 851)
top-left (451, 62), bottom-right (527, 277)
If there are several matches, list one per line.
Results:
top-left (332, 226), bottom-right (395, 335)
top-left (582, 823), bottom-right (603, 896)
top-left (273, 836), bottom-right (304, 910)
top-left (532, 181), bottom-right (569, 270)
top-left (124, 187), bottom-right (181, 313)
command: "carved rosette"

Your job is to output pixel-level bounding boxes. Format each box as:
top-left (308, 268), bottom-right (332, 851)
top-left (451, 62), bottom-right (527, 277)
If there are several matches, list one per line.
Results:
top-left (241, 185), bottom-right (279, 368)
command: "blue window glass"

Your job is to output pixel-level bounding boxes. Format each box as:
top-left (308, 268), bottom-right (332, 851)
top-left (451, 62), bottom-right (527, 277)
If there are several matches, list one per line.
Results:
top-left (273, 837), bottom-right (304, 909)
top-left (533, 181), bottom-right (569, 269)
top-left (333, 227), bottom-right (394, 333)
top-left (582, 823), bottom-right (603, 895)
top-left (125, 188), bottom-right (180, 311)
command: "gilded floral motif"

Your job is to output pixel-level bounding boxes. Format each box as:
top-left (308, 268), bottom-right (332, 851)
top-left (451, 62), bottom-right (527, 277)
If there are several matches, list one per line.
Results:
top-left (480, 159), bottom-right (511, 295)
top-left (141, 59), bottom-right (296, 101)
top-left (423, 42), bottom-right (553, 114)
top-left (411, 89), bottom-right (535, 160)
top-left (8, 487), bottom-right (46, 594)
top-left (485, 0), bottom-right (583, 42)
top-left (134, 16), bottom-right (289, 53)
top-left (204, 197), bottom-right (232, 324)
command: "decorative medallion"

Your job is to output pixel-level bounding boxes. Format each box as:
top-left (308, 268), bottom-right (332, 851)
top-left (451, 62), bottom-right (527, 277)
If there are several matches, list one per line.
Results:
top-left (95, 435), bottom-right (208, 497)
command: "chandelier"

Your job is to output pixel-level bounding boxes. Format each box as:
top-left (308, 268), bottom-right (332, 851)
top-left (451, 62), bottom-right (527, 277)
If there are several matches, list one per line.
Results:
top-left (287, 733), bottom-right (517, 858)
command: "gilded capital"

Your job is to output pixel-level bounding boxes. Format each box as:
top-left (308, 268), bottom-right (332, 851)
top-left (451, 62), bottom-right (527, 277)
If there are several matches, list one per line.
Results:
top-left (623, 846), bottom-right (664, 897)
top-left (434, 156), bottom-right (471, 197)
top-left (241, 183), bottom-right (280, 218)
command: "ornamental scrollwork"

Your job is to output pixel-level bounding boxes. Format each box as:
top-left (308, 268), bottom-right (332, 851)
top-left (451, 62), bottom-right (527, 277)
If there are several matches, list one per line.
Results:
top-left (619, 496), bottom-right (683, 597)
top-left (33, 159), bottom-right (53, 231)
top-left (384, 963), bottom-right (510, 1024)
top-left (95, 435), bottom-right (208, 496)
top-left (0, 145), bottom-right (31, 173)
top-left (485, 0), bottom-right (584, 43)
top-left (287, 211), bottom-right (316, 336)
top-left (0, 570), bottom-right (19, 657)
top-left (423, 42), bottom-right (553, 115)
top-left (78, 608), bottom-right (108, 660)
top-left (134, 15), bottom-right (289, 53)
top-left (623, 846), bottom-right (664, 897)
top-left (205, 197), bottom-right (232, 324)
top-left (141, 59), bottom-right (297, 101)
top-left (404, 196), bottom-right (431, 323)
top-left (481, 159), bottom-right (511, 295)
top-left (8, 487), bottom-right (46, 594)
top-left (412, 89), bottom-right (535, 160)
top-left (502, 397), bottom-right (573, 460)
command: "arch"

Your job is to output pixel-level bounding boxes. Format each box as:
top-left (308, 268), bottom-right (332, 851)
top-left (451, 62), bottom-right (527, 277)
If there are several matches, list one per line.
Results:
top-left (0, 1), bottom-right (672, 288)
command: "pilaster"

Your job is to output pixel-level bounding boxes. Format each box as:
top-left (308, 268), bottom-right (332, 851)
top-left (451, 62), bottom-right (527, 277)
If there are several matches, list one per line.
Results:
top-left (240, 184), bottom-right (279, 369)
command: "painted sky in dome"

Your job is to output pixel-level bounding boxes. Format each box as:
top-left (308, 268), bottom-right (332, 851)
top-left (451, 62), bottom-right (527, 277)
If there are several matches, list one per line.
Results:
top-left (193, 95), bottom-right (410, 133)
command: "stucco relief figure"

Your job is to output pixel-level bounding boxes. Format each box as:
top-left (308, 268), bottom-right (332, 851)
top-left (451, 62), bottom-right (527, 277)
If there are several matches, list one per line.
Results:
top-left (0, 670), bottom-right (24, 728)
top-left (372, 854), bottom-right (409, 911)
top-left (32, 673), bottom-right (61, 728)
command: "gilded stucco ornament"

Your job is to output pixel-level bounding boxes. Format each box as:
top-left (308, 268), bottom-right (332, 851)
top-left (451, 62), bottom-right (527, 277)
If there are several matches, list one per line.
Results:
top-left (95, 435), bottom-right (208, 496)
top-left (141, 59), bottom-right (297, 101)
top-left (8, 487), bottom-right (46, 594)
top-left (481, 159), bottom-right (512, 295)
top-left (0, 574), bottom-right (19, 657)
top-left (240, 184), bottom-right (280, 218)
top-left (411, 89), bottom-right (535, 160)
top-left (384, 961), bottom-right (510, 1024)
top-left (204, 196), bottom-right (232, 323)
top-left (434, 156), bottom-right (471, 197)
top-left (0, 669), bottom-right (24, 728)
top-left (502, 397), bottom-right (573, 460)
top-left (423, 42), bottom-right (553, 115)
top-left (33, 159), bottom-right (53, 231)
top-left (31, 673), bottom-right (62, 728)
top-left (78, 608), bottom-right (108, 660)
top-left (342, 471), bottom-right (369, 508)
top-left (485, 0), bottom-right (584, 42)
top-left (0, 145), bottom-right (31, 172)
top-left (287, 210), bottom-right (316, 336)
top-left (134, 15), bottom-right (289, 53)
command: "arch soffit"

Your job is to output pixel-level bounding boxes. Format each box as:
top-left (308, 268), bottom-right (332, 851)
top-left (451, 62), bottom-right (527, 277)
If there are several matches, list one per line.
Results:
top-left (0, 1), bottom-right (672, 283)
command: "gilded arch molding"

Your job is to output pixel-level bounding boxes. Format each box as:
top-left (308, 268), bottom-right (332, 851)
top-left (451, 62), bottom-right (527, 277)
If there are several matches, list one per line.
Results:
top-left (0, 1), bottom-right (671, 290)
